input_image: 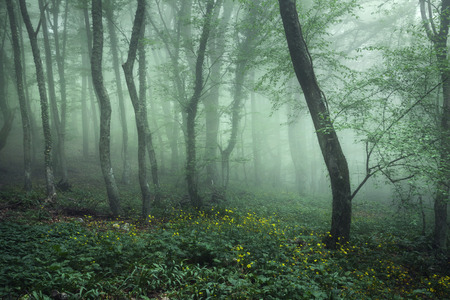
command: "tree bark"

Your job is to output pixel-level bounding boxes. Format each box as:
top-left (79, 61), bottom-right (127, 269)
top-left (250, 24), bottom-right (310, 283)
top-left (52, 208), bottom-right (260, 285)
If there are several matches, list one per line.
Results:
top-left (38, 0), bottom-right (69, 187)
top-left (91, 0), bottom-right (122, 216)
top-left (139, 23), bottom-right (161, 203)
top-left (105, 3), bottom-right (131, 185)
top-left (19, 0), bottom-right (56, 199)
top-left (0, 49), bottom-right (15, 152)
top-left (50, 0), bottom-right (70, 188)
top-left (221, 5), bottom-right (258, 188)
top-left (123, 0), bottom-right (155, 217)
top-left (420, 0), bottom-right (450, 252)
top-left (6, 0), bottom-right (32, 192)
top-left (185, 0), bottom-right (216, 207)
top-left (204, 0), bottom-right (233, 186)
top-left (279, 0), bottom-right (352, 248)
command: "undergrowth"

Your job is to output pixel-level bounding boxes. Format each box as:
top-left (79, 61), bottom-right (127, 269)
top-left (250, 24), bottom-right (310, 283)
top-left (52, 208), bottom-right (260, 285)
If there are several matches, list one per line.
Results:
top-left (0, 186), bottom-right (448, 299)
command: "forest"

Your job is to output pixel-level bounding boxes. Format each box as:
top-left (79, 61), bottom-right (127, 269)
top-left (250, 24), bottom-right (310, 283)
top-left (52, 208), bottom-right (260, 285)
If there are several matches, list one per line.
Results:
top-left (0, 0), bottom-right (449, 298)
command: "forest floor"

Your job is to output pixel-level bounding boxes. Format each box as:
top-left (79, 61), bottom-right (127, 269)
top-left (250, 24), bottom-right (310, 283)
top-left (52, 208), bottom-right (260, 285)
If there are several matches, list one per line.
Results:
top-left (0, 173), bottom-right (449, 299)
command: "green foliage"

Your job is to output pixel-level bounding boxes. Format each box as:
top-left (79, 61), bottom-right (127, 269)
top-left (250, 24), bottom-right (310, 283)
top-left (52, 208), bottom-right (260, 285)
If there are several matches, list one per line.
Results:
top-left (0, 187), bottom-right (448, 299)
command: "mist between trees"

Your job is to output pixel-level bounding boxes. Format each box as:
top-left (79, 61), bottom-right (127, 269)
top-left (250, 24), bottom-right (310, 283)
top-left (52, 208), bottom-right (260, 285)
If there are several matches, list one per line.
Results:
top-left (0, 0), bottom-right (448, 252)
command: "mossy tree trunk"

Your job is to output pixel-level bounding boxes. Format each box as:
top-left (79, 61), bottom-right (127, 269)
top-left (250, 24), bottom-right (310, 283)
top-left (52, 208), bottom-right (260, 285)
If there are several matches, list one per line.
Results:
top-left (19, 0), bottom-right (56, 200)
top-left (6, 0), bottom-right (32, 192)
top-left (91, 0), bottom-right (122, 216)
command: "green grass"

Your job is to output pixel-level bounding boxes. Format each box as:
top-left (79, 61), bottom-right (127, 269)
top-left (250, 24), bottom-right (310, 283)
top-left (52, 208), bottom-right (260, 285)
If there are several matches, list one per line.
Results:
top-left (0, 186), bottom-right (448, 299)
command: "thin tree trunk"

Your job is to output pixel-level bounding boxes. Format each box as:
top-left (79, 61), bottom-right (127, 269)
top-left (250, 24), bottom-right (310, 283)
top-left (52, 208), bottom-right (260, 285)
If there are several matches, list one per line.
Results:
top-left (19, 0), bottom-right (56, 200)
top-left (91, 0), bottom-right (122, 216)
top-left (185, 0), bottom-right (216, 207)
top-left (18, 9), bottom-right (38, 162)
top-left (204, 0), bottom-right (233, 186)
top-left (279, 0), bottom-right (352, 248)
top-left (6, 0), bottom-right (32, 191)
top-left (51, 0), bottom-right (70, 188)
top-left (81, 43), bottom-right (89, 158)
top-left (221, 7), bottom-right (257, 188)
top-left (139, 24), bottom-right (161, 203)
top-left (250, 73), bottom-right (262, 185)
top-left (39, 0), bottom-right (68, 187)
top-left (105, 3), bottom-right (131, 185)
top-left (123, 0), bottom-right (153, 217)
top-left (0, 49), bottom-right (15, 152)
top-left (84, 4), bottom-right (99, 147)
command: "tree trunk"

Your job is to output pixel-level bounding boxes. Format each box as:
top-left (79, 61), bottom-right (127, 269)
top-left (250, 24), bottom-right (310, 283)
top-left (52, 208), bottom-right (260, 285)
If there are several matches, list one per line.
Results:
top-left (6, 0), bottom-right (32, 191)
top-left (221, 7), bottom-right (257, 188)
top-left (51, 0), bottom-right (70, 188)
top-left (105, 3), bottom-right (131, 185)
top-left (204, 0), bottom-right (233, 186)
top-left (83, 4), bottom-right (100, 148)
top-left (123, 0), bottom-right (154, 217)
top-left (0, 49), bottom-right (15, 152)
top-left (91, 0), bottom-right (122, 216)
top-left (38, 0), bottom-right (69, 187)
top-left (279, 0), bottom-right (352, 248)
top-left (250, 73), bottom-right (262, 185)
top-left (420, 0), bottom-right (450, 252)
top-left (19, 0), bottom-right (56, 200)
top-left (81, 42), bottom-right (89, 158)
top-left (185, 0), bottom-right (216, 207)
top-left (139, 24), bottom-right (161, 203)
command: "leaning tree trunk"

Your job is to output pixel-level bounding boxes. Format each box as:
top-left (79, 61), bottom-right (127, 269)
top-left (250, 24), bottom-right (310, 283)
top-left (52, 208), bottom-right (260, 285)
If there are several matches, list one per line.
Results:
top-left (279, 0), bottom-right (352, 248)
top-left (123, 0), bottom-right (154, 217)
top-left (6, 0), bottom-right (32, 191)
top-left (185, 0), bottom-right (216, 207)
top-left (105, 3), bottom-right (131, 185)
top-left (19, 0), bottom-right (56, 199)
top-left (91, 0), bottom-right (122, 216)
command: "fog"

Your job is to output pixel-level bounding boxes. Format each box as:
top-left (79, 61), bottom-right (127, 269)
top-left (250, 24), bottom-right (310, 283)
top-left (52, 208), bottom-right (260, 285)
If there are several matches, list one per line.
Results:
top-left (0, 0), bottom-right (445, 217)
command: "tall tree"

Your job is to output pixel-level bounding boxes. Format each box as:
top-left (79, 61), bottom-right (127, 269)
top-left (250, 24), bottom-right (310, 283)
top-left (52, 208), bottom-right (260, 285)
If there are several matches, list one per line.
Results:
top-left (91, 0), bottom-right (122, 216)
top-left (123, 0), bottom-right (158, 217)
top-left (204, 0), bottom-right (233, 186)
top-left (6, 0), bottom-right (31, 191)
top-left (50, 0), bottom-right (70, 189)
top-left (420, 0), bottom-right (450, 251)
top-left (221, 4), bottom-right (259, 188)
top-left (0, 49), bottom-right (15, 152)
top-left (38, 0), bottom-right (69, 188)
top-left (105, 2), bottom-right (131, 185)
top-left (185, 0), bottom-right (216, 207)
top-left (279, 0), bottom-right (352, 248)
top-left (19, 0), bottom-right (56, 200)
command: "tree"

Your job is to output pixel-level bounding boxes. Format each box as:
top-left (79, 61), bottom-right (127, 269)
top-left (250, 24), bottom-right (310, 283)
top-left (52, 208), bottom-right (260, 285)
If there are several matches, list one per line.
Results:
top-left (185, 0), bottom-right (216, 207)
top-left (105, 1), bottom-right (131, 185)
top-left (6, 0), bottom-right (32, 191)
top-left (123, 0), bottom-right (159, 217)
top-left (420, 0), bottom-right (450, 251)
top-left (91, 0), bottom-right (122, 216)
top-left (38, 0), bottom-right (69, 188)
top-left (19, 0), bottom-right (56, 200)
top-left (203, 0), bottom-right (234, 186)
top-left (279, 0), bottom-right (352, 248)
